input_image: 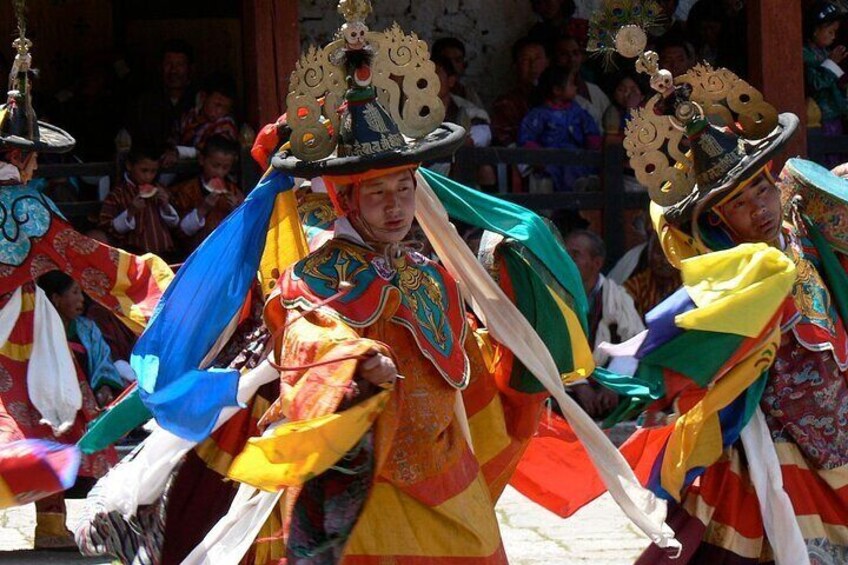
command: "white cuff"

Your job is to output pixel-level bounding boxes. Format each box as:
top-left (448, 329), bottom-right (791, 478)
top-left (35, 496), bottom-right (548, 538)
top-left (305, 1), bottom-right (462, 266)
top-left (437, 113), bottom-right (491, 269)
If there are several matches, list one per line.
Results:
top-left (822, 58), bottom-right (845, 79)
top-left (160, 204), bottom-right (180, 227)
top-left (469, 124), bottom-right (492, 148)
top-left (176, 145), bottom-right (198, 160)
top-left (113, 210), bottom-right (136, 234)
top-left (180, 209), bottom-right (206, 236)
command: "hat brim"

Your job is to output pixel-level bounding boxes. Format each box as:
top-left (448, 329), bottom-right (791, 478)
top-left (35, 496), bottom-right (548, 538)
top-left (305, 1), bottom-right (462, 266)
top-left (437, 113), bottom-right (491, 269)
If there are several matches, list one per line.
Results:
top-left (0, 121), bottom-right (76, 154)
top-left (271, 123), bottom-right (466, 179)
top-left (665, 112), bottom-right (799, 227)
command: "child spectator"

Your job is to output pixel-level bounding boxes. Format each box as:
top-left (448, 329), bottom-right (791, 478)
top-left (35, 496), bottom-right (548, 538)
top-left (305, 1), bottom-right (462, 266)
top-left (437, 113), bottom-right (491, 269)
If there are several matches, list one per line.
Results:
top-left (491, 36), bottom-right (549, 147)
top-left (171, 135), bottom-right (244, 254)
top-left (431, 37), bottom-right (485, 108)
top-left (553, 35), bottom-right (610, 130)
top-left (99, 145), bottom-right (180, 260)
top-left (518, 66), bottom-right (600, 192)
top-left (804, 1), bottom-right (848, 165)
top-left (175, 72), bottom-right (238, 155)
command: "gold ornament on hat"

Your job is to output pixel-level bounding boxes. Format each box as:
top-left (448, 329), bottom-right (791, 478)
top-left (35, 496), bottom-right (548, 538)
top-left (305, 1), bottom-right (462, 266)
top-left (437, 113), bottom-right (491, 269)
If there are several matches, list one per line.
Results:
top-left (337, 0), bottom-right (372, 23)
top-left (287, 0), bottom-right (444, 162)
top-left (624, 97), bottom-right (694, 206)
top-left (590, 10), bottom-right (780, 207)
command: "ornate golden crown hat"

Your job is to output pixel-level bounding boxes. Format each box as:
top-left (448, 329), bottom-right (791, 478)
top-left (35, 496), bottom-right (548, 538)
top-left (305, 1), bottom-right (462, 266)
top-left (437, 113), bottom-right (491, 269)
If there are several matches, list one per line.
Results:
top-left (588, 2), bottom-right (796, 224)
top-left (272, 0), bottom-right (464, 178)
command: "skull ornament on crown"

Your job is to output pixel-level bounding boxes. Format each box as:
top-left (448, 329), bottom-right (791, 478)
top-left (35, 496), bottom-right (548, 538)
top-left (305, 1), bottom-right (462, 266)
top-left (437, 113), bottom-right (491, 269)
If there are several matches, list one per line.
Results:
top-left (342, 21), bottom-right (368, 50)
top-left (650, 69), bottom-right (674, 98)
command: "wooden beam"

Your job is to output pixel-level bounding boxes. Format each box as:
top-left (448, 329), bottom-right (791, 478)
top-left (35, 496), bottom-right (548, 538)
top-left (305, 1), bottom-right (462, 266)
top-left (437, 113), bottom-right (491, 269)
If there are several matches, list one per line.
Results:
top-left (242, 0), bottom-right (300, 128)
top-left (747, 0), bottom-right (806, 160)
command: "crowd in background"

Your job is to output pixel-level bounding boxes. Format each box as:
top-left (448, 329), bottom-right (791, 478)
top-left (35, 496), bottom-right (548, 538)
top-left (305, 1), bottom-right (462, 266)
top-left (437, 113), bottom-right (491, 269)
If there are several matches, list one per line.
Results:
top-left (16, 0), bottom-right (848, 422)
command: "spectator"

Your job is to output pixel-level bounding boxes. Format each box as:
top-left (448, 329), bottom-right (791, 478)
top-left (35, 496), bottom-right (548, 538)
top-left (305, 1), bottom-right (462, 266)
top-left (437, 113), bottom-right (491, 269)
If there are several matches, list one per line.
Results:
top-left (527, 0), bottom-right (577, 53)
top-left (564, 229), bottom-right (644, 367)
top-left (171, 135), bottom-right (244, 254)
top-left (433, 56), bottom-right (492, 148)
top-left (623, 233), bottom-right (681, 317)
top-left (174, 72), bottom-right (238, 157)
top-left (431, 55), bottom-right (495, 188)
top-left (125, 40), bottom-right (196, 161)
top-left (657, 32), bottom-right (697, 77)
top-left (30, 270), bottom-right (121, 548)
top-left (99, 145), bottom-right (180, 260)
top-left (491, 36), bottom-right (549, 147)
top-left (804, 1), bottom-right (848, 166)
top-left (518, 66), bottom-right (601, 192)
top-left (564, 229), bottom-right (643, 419)
top-left (602, 73), bottom-right (644, 136)
top-left (553, 35), bottom-right (610, 129)
top-left (37, 271), bottom-right (125, 409)
top-left (431, 37), bottom-right (485, 108)
top-left (686, 0), bottom-right (724, 66)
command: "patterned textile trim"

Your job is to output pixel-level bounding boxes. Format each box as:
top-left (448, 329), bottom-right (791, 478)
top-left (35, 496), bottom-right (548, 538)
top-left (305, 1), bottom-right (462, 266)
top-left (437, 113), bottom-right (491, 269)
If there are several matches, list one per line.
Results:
top-left (75, 454), bottom-right (170, 564)
top-left (639, 440), bottom-right (848, 564)
top-left (774, 442), bottom-right (848, 491)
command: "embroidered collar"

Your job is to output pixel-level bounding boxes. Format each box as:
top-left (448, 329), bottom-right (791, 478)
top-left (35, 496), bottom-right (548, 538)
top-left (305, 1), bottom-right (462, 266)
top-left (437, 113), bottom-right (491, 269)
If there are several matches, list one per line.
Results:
top-left (281, 238), bottom-right (471, 389)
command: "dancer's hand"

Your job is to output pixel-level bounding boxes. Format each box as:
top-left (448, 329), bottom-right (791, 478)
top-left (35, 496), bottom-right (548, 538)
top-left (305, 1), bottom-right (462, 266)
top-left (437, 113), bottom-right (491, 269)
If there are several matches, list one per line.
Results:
top-left (356, 349), bottom-right (398, 387)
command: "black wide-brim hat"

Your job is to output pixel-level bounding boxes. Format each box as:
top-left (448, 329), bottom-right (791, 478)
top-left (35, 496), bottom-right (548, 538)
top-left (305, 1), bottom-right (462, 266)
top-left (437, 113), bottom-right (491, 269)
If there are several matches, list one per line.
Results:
top-left (272, 122), bottom-right (466, 180)
top-left (0, 107), bottom-right (75, 154)
top-left (665, 112), bottom-right (799, 227)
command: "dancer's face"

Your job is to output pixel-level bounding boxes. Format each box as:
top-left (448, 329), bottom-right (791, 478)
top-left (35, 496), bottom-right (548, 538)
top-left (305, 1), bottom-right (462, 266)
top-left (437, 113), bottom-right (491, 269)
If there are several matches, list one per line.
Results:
top-left (353, 169), bottom-right (417, 244)
top-left (717, 173), bottom-right (783, 244)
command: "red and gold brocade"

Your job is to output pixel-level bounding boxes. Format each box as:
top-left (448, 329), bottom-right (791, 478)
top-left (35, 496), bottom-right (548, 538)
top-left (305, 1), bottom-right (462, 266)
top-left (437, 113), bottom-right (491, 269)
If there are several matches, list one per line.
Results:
top-left (254, 245), bottom-right (547, 563)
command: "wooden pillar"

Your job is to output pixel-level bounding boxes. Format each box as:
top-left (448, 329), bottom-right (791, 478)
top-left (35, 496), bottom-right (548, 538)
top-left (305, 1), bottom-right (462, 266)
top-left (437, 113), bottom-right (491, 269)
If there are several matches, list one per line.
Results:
top-left (243, 0), bottom-right (300, 128)
top-left (747, 0), bottom-right (806, 160)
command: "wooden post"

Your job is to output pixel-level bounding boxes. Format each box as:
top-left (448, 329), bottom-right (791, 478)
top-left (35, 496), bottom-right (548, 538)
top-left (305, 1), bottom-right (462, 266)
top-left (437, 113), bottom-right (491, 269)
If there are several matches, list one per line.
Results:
top-left (602, 142), bottom-right (626, 262)
top-left (242, 0), bottom-right (301, 128)
top-left (747, 0), bottom-right (806, 161)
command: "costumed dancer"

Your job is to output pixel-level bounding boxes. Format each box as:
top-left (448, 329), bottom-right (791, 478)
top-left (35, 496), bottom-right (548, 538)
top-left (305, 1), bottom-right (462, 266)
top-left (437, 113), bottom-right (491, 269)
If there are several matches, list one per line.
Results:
top-left (75, 1), bottom-right (681, 563)
top-left (519, 8), bottom-right (848, 563)
top-left (0, 1), bottom-right (172, 549)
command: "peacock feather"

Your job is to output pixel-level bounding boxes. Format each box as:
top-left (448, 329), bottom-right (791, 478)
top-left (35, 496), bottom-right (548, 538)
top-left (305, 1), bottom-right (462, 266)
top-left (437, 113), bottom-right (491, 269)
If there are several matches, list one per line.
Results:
top-left (587, 0), bottom-right (666, 67)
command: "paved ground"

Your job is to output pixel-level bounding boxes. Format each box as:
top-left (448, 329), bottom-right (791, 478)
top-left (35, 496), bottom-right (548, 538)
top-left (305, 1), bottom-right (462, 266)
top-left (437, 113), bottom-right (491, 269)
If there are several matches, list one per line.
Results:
top-left (0, 486), bottom-right (649, 564)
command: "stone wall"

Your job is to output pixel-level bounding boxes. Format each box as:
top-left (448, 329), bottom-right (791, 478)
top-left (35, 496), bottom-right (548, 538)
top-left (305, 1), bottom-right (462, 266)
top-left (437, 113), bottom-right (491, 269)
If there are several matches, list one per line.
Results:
top-left (298, 0), bottom-right (539, 107)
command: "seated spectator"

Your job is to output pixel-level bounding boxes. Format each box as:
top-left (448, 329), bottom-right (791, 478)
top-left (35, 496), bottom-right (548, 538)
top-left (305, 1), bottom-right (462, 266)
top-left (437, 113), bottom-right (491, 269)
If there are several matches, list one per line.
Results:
top-left (99, 145), bottom-right (180, 260)
top-left (431, 55), bottom-right (495, 188)
top-left (83, 299), bottom-right (137, 376)
top-left (564, 229), bottom-right (644, 419)
top-left (125, 39), bottom-right (196, 165)
top-left (491, 36), bottom-right (549, 147)
top-left (174, 72), bottom-right (238, 156)
top-left (171, 135), bottom-right (244, 254)
top-left (518, 66), bottom-right (600, 192)
top-left (553, 35), bottom-right (610, 130)
top-left (623, 233), bottom-right (681, 317)
top-left (433, 56), bottom-right (492, 146)
top-left (564, 229), bottom-right (644, 366)
top-left (36, 271), bottom-right (125, 409)
top-left (431, 37), bottom-right (485, 108)
top-left (657, 31), bottom-right (697, 77)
